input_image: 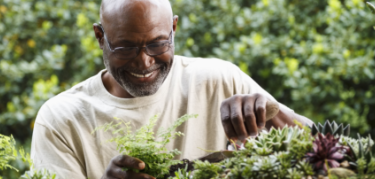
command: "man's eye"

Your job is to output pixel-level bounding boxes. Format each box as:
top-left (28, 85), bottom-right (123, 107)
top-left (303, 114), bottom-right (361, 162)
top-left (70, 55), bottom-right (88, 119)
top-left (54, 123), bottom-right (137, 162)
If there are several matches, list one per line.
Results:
top-left (148, 42), bottom-right (168, 48)
top-left (122, 47), bottom-right (136, 50)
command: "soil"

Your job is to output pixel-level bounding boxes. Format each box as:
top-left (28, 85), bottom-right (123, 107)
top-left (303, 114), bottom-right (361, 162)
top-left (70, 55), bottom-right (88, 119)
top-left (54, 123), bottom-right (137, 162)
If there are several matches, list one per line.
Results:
top-left (164, 159), bottom-right (195, 178)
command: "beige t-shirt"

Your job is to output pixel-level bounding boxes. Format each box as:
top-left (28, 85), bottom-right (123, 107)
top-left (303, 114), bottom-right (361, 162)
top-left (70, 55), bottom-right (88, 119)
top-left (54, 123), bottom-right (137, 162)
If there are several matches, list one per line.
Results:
top-left (31, 55), bottom-right (284, 179)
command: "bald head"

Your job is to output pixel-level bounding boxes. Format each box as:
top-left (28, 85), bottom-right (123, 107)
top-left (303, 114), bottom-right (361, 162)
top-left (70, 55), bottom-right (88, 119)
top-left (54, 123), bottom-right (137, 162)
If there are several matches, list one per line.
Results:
top-left (100, 0), bottom-right (173, 29)
top-left (94, 0), bottom-right (178, 98)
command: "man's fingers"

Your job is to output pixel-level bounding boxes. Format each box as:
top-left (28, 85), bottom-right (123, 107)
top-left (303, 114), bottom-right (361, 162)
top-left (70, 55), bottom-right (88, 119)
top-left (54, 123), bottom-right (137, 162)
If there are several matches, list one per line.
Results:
top-left (243, 96), bottom-right (257, 137)
top-left (106, 166), bottom-right (155, 179)
top-left (255, 95), bottom-right (267, 128)
top-left (112, 155), bottom-right (145, 170)
top-left (103, 155), bottom-right (155, 179)
top-left (105, 165), bottom-right (127, 179)
top-left (124, 170), bottom-right (155, 179)
top-left (221, 94), bottom-right (272, 141)
top-left (220, 101), bottom-right (237, 140)
top-left (229, 97), bottom-right (248, 141)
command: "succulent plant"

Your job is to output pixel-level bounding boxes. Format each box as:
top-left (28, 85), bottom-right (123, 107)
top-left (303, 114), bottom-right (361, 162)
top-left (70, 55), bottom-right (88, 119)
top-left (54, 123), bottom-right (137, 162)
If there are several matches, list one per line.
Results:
top-left (346, 134), bottom-right (374, 170)
top-left (246, 125), bottom-right (309, 154)
top-left (305, 133), bottom-right (347, 171)
top-left (286, 168), bottom-right (304, 179)
top-left (295, 161), bottom-right (314, 176)
top-left (192, 121), bottom-right (373, 178)
top-left (252, 155), bottom-right (278, 173)
top-left (310, 120), bottom-right (350, 136)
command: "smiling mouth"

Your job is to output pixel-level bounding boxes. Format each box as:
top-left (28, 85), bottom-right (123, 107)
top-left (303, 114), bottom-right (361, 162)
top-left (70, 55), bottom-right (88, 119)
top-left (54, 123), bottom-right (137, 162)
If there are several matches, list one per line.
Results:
top-left (129, 71), bottom-right (154, 78)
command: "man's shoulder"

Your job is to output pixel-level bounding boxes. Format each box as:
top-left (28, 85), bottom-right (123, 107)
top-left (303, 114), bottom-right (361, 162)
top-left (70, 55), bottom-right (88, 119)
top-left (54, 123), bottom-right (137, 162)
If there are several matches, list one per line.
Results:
top-left (175, 55), bottom-right (242, 78)
top-left (175, 55), bottom-right (239, 76)
top-left (177, 55), bottom-right (236, 68)
top-left (35, 72), bottom-right (101, 126)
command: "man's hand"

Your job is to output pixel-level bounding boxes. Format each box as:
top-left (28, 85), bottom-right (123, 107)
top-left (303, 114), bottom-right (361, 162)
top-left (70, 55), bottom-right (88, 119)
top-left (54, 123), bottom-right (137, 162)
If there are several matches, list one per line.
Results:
top-left (220, 93), bottom-right (313, 142)
top-left (102, 155), bottom-right (155, 179)
top-left (220, 93), bottom-right (275, 141)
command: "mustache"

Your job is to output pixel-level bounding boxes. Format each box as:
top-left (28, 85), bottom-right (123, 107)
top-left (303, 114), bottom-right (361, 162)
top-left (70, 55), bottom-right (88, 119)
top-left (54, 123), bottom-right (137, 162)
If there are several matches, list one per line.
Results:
top-left (119, 63), bottom-right (165, 74)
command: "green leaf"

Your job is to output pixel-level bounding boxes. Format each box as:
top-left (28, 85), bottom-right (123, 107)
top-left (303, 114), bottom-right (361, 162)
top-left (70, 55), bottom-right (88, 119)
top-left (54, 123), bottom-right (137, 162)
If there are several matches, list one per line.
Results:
top-left (367, 2), bottom-right (375, 13)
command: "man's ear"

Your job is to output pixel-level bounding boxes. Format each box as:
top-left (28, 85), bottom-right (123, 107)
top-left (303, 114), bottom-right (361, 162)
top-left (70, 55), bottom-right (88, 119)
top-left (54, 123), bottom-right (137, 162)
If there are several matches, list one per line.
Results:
top-left (173, 15), bottom-right (179, 36)
top-left (93, 23), bottom-right (104, 50)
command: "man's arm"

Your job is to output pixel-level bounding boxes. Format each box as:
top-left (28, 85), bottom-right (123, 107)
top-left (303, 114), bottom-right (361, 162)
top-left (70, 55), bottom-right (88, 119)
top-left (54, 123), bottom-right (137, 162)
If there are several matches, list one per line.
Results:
top-left (219, 61), bottom-right (314, 141)
top-left (220, 93), bottom-right (313, 141)
top-left (265, 103), bottom-right (314, 129)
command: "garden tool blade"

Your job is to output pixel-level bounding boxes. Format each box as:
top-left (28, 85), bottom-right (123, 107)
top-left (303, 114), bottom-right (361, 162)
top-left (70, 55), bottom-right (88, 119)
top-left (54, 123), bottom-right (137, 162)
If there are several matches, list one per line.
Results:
top-left (196, 150), bottom-right (234, 163)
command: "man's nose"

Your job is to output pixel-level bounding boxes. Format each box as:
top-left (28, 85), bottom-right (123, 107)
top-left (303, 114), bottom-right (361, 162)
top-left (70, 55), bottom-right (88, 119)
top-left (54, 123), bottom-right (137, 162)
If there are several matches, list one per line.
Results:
top-left (133, 47), bottom-right (154, 70)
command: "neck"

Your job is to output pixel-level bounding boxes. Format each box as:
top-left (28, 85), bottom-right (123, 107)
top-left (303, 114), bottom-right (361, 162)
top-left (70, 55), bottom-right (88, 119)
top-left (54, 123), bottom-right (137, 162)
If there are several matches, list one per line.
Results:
top-left (102, 71), bottom-right (134, 98)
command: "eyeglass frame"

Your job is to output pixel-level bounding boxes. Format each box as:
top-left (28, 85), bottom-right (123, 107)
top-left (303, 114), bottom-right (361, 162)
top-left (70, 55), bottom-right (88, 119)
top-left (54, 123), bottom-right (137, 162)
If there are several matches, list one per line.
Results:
top-left (98, 22), bottom-right (174, 60)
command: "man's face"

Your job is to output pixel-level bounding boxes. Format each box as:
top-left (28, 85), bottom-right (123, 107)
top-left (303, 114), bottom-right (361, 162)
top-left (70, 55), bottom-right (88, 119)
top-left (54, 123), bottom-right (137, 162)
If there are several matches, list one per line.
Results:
top-left (99, 1), bottom-right (176, 97)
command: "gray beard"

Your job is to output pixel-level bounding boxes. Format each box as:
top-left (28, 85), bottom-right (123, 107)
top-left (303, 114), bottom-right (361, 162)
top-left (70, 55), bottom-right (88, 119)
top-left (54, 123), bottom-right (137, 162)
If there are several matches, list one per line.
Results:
top-left (104, 59), bottom-right (171, 97)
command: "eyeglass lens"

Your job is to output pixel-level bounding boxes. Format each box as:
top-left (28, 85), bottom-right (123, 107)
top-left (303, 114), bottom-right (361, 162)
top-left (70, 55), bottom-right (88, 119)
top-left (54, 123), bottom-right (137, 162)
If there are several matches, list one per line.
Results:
top-left (112, 40), bottom-right (172, 60)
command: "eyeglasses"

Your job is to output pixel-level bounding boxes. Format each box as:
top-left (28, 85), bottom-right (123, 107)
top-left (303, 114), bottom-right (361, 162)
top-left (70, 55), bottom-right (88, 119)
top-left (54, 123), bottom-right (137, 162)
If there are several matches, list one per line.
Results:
top-left (99, 23), bottom-right (174, 60)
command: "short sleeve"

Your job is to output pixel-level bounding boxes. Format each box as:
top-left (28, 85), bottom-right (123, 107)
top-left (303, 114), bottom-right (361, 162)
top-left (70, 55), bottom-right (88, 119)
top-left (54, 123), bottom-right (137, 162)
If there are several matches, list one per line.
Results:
top-left (30, 106), bottom-right (86, 179)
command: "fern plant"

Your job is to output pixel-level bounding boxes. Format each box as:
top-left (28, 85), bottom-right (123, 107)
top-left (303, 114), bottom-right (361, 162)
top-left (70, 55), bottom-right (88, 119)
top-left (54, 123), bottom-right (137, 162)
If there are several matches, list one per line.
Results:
top-left (94, 114), bottom-right (198, 179)
top-left (0, 134), bottom-right (56, 179)
top-left (19, 147), bottom-right (57, 179)
top-left (0, 134), bottom-right (18, 176)
top-left (171, 165), bottom-right (192, 179)
top-left (192, 160), bottom-right (223, 179)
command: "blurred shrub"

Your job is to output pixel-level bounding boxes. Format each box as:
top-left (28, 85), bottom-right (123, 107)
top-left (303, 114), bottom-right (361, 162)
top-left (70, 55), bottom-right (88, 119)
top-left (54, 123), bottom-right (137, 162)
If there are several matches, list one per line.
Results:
top-left (0, 0), bottom-right (375, 176)
top-left (0, 0), bottom-right (103, 139)
top-left (172, 0), bottom-right (375, 135)
top-left (0, 0), bottom-right (103, 177)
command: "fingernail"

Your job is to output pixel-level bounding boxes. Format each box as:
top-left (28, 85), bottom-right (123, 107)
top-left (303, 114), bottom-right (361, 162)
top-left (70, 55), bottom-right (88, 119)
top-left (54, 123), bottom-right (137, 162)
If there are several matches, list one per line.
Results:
top-left (139, 162), bottom-right (145, 169)
top-left (258, 122), bottom-right (264, 127)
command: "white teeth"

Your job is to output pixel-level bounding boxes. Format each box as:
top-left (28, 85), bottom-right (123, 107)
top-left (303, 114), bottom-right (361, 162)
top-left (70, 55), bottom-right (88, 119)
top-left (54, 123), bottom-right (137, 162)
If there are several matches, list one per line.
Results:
top-left (144, 72), bottom-right (153, 77)
top-left (130, 71), bottom-right (153, 78)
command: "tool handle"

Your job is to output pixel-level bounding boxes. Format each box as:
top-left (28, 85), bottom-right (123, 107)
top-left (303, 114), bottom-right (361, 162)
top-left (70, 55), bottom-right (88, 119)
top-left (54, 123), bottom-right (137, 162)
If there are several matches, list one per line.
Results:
top-left (265, 100), bottom-right (279, 121)
top-left (254, 100), bottom-right (280, 132)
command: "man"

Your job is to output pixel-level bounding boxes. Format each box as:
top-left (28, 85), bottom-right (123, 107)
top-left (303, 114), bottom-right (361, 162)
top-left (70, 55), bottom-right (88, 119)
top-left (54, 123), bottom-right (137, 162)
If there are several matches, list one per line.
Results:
top-left (31, 0), bottom-right (313, 178)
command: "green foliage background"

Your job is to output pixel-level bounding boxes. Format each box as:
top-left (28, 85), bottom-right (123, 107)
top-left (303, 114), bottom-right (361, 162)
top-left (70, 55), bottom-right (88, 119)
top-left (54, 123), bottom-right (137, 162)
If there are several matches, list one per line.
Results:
top-left (1, 0), bottom-right (374, 177)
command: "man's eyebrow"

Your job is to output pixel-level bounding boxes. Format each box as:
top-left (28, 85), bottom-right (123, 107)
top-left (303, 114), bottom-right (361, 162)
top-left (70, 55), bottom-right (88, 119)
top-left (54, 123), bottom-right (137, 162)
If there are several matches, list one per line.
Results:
top-left (114, 39), bottom-right (135, 45)
top-left (150, 34), bottom-right (169, 42)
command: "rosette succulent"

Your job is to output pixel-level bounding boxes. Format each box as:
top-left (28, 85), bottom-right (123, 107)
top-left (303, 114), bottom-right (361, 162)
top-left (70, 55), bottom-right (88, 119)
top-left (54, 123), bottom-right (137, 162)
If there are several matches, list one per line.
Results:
top-left (346, 134), bottom-right (374, 170)
top-left (305, 133), bottom-right (347, 171)
top-left (310, 121), bottom-right (350, 136)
